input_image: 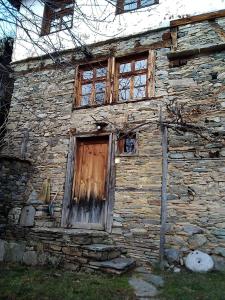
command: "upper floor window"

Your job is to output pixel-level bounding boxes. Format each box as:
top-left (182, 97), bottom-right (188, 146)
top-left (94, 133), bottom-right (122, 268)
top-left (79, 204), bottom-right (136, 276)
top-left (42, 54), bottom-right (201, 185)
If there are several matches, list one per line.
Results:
top-left (116, 0), bottom-right (159, 14)
top-left (74, 51), bottom-right (155, 108)
top-left (41, 0), bottom-right (74, 35)
top-left (115, 55), bottom-right (148, 101)
top-left (76, 62), bottom-right (108, 107)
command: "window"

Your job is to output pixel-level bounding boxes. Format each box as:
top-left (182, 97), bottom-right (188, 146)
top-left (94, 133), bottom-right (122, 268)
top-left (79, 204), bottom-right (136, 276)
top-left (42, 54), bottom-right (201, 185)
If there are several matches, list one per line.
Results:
top-left (115, 55), bottom-right (148, 102)
top-left (116, 0), bottom-right (159, 14)
top-left (74, 51), bottom-right (155, 108)
top-left (41, 0), bottom-right (74, 35)
top-left (117, 133), bottom-right (137, 155)
top-left (76, 62), bottom-right (108, 107)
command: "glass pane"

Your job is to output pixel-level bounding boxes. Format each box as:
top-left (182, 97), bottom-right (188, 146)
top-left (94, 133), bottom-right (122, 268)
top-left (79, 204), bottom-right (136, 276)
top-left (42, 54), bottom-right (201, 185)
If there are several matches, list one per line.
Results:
top-left (95, 93), bottom-right (105, 104)
top-left (125, 137), bottom-right (136, 153)
top-left (124, 0), bottom-right (137, 11)
top-left (119, 89), bottom-right (130, 101)
top-left (83, 70), bottom-right (93, 80)
top-left (96, 67), bottom-right (107, 77)
top-left (95, 82), bottom-right (106, 93)
top-left (135, 59), bottom-right (147, 70)
top-left (82, 84), bottom-right (92, 95)
top-left (120, 63), bottom-right (131, 73)
top-left (81, 95), bottom-right (90, 106)
top-left (141, 0), bottom-right (155, 7)
top-left (134, 74), bottom-right (147, 86)
top-left (133, 86), bottom-right (146, 99)
top-left (50, 18), bottom-right (60, 32)
top-left (61, 18), bottom-right (72, 30)
top-left (119, 78), bottom-right (130, 90)
top-left (62, 14), bottom-right (72, 23)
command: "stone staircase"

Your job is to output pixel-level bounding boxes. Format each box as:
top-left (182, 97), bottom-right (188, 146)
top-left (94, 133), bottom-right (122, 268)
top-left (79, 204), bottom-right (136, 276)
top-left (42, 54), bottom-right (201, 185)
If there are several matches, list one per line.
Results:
top-left (2, 226), bottom-right (136, 274)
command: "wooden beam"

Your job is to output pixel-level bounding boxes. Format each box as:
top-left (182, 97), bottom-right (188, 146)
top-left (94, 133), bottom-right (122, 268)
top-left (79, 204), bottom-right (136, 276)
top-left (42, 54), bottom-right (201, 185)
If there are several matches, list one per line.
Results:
top-left (61, 135), bottom-right (75, 227)
top-left (106, 133), bottom-right (116, 232)
top-left (159, 114), bottom-right (168, 269)
top-left (168, 43), bottom-right (225, 61)
top-left (171, 9), bottom-right (225, 27)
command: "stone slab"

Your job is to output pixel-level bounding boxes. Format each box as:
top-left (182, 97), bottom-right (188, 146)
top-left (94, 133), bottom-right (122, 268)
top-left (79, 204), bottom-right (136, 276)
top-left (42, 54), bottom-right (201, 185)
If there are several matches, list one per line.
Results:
top-left (4, 242), bottom-right (25, 263)
top-left (90, 257), bottom-right (135, 270)
top-left (20, 205), bottom-right (36, 227)
top-left (129, 277), bottom-right (159, 298)
top-left (23, 251), bottom-right (38, 266)
top-left (142, 274), bottom-right (164, 288)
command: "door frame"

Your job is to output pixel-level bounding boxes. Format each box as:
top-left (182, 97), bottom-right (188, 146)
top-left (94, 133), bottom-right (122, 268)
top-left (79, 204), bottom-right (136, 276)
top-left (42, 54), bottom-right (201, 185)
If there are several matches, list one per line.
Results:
top-left (61, 132), bottom-right (115, 232)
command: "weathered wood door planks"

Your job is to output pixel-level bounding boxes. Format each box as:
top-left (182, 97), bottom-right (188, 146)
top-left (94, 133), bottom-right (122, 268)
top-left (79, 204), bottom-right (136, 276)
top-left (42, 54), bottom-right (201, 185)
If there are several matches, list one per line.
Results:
top-left (66, 136), bottom-right (109, 229)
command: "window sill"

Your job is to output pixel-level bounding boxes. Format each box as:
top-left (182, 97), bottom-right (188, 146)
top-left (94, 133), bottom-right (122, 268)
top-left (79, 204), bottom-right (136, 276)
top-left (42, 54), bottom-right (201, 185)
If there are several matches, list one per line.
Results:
top-left (117, 153), bottom-right (138, 157)
top-left (73, 95), bottom-right (161, 110)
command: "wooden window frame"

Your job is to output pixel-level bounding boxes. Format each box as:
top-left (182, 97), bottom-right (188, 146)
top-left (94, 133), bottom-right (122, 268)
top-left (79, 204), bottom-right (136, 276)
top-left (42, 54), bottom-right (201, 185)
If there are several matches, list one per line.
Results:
top-left (74, 60), bottom-right (111, 108)
top-left (117, 132), bottom-right (138, 156)
top-left (74, 50), bottom-right (155, 109)
top-left (114, 53), bottom-right (148, 102)
top-left (116, 0), bottom-right (159, 15)
top-left (41, 0), bottom-right (74, 36)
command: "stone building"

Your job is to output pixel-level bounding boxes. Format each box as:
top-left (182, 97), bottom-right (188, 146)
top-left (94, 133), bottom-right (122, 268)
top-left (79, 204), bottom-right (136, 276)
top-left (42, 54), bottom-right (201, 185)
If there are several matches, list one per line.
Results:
top-left (0, 1), bottom-right (225, 272)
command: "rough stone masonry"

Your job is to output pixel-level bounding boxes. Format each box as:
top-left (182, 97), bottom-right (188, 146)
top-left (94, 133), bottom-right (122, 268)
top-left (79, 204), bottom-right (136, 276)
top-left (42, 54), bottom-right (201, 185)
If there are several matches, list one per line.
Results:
top-left (0, 12), bottom-right (225, 271)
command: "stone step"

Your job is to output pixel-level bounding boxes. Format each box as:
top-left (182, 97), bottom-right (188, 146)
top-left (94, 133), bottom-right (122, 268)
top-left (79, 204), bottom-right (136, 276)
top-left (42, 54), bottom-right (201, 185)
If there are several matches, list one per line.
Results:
top-left (29, 227), bottom-right (112, 245)
top-left (90, 257), bottom-right (136, 274)
top-left (82, 244), bottom-right (124, 261)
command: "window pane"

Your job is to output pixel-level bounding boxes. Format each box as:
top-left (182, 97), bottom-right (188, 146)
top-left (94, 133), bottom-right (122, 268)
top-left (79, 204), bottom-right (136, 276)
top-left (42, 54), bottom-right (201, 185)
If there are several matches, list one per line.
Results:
top-left (134, 74), bottom-right (146, 87)
top-left (133, 86), bottom-right (146, 99)
top-left (119, 89), bottom-right (130, 101)
top-left (120, 63), bottom-right (131, 73)
top-left (50, 18), bottom-right (60, 32)
top-left (83, 70), bottom-right (93, 80)
top-left (82, 84), bottom-right (92, 95)
top-left (96, 67), bottom-right (107, 77)
top-left (141, 0), bottom-right (155, 7)
top-left (135, 59), bottom-right (147, 70)
top-left (119, 77), bottom-right (130, 90)
top-left (81, 95), bottom-right (89, 106)
top-left (95, 93), bottom-right (105, 104)
top-left (125, 137), bottom-right (136, 153)
top-left (124, 0), bottom-right (137, 10)
top-left (95, 82), bottom-right (106, 93)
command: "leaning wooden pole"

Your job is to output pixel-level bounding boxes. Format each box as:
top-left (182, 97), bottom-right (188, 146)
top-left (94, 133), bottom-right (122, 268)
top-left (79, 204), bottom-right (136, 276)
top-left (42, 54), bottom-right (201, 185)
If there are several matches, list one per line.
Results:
top-left (159, 114), bottom-right (168, 269)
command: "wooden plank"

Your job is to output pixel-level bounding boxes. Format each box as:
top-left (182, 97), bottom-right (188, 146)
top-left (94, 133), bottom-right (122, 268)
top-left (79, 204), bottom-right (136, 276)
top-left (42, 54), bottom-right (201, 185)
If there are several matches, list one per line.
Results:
top-left (148, 50), bottom-right (156, 98)
top-left (171, 9), bottom-right (225, 27)
top-left (159, 119), bottom-right (168, 269)
top-left (70, 136), bottom-right (109, 226)
top-left (73, 65), bottom-right (80, 107)
top-left (61, 135), bottom-right (76, 227)
top-left (170, 27), bottom-right (178, 51)
top-left (106, 133), bottom-right (116, 232)
top-left (168, 43), bottom-right (225, 61)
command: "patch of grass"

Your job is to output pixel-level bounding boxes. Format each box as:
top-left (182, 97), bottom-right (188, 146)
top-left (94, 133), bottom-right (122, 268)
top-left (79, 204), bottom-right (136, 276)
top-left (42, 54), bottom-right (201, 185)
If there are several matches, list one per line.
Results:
top-left (160, 270), bottom-right (225, 300)
top-left (0, 263), bottom-right (135, 300)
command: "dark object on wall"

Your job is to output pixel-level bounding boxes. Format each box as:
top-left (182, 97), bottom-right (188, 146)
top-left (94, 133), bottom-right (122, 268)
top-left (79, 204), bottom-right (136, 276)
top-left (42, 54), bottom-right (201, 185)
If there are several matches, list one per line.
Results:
top-left (0, 38), bottom-right (14, 145)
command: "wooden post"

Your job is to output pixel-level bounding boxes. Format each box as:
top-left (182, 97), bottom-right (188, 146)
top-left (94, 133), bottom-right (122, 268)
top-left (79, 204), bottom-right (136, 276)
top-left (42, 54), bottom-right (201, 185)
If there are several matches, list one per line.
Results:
top-left (61, 135), bottom-right (75, 227)
top-left (159, 116), bottom-right (168, 269)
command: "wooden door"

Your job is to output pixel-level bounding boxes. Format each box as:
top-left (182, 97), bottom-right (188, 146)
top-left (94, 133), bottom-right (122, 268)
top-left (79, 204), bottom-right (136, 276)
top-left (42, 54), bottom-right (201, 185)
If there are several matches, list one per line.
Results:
top-left (68, 136), bottom-right (109, 228)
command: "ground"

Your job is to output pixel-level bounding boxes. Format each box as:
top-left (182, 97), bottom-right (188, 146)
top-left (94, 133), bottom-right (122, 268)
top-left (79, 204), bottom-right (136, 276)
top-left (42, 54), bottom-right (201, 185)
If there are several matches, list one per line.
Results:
top-left (0, 264), bottom-right (225, 300)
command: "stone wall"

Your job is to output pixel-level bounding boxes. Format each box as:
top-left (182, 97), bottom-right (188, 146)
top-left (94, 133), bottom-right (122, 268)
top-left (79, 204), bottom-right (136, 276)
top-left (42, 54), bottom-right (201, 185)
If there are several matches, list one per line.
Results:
top-left (0, 15), bottom-right (225, 269)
